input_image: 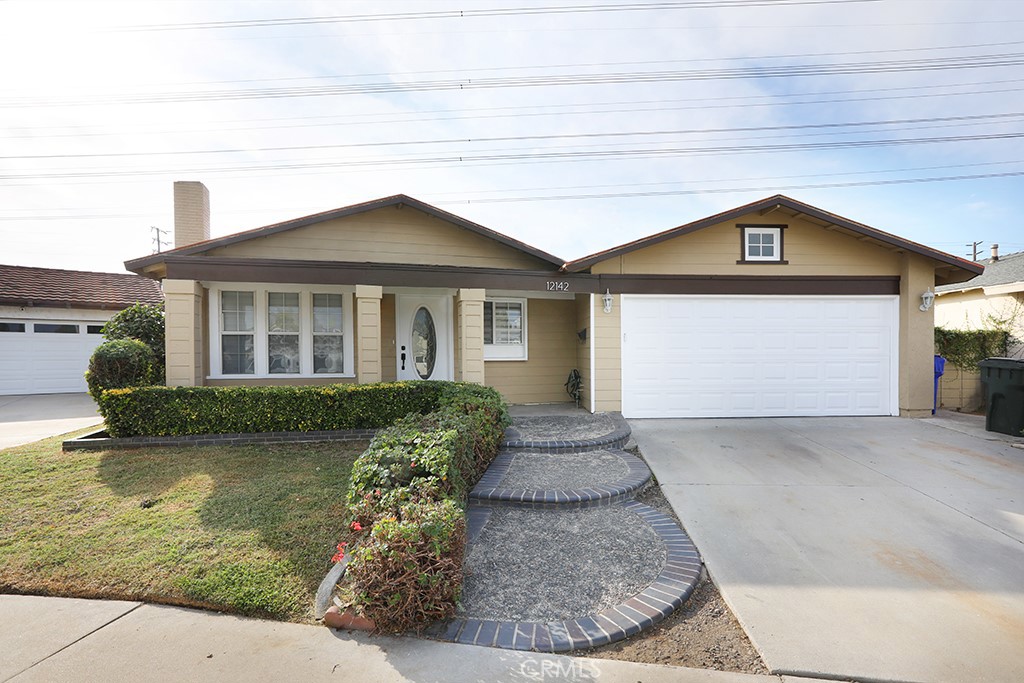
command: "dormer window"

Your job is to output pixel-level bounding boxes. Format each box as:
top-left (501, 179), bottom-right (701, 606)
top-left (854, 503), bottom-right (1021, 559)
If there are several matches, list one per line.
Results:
top-left (739, 225), bottom-right (787, 264)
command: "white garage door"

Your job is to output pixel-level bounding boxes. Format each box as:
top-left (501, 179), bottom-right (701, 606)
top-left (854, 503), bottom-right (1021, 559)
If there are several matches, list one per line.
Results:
top-left (0, 320), bottom-right (107, 395)
top-left (621, 295), bottom-right (898, 418)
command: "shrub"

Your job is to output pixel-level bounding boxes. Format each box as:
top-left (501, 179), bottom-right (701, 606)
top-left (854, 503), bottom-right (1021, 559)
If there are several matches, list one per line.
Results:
top-left (935, 327), bottom-right (1010, 369)
top-left (102, 303), bottom-right (165, 383)
top-left (332, 382), bottom-right (508, 632)
top-left (97, 382), bottom-right (445, 438)
top-left (345, 498), bottom-right (466, 633)
top-left (85, 339), bottom-right (156, 401)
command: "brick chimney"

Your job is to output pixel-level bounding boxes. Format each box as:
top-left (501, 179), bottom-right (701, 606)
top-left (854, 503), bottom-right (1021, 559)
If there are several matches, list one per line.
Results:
top-left (173, 181), bottom-right (210, 248)
top-left (991, 243), bottom-right (999, 262)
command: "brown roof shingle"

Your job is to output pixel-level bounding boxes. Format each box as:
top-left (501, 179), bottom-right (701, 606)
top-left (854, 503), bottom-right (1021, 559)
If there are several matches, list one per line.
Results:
top-left (0, 264), bottom-right (164, 310)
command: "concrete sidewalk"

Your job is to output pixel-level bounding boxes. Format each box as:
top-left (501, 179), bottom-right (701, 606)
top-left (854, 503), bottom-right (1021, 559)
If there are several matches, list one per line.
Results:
top-left (0, 394), bottom-right (102, 450)
top-left (0, 595), bottom-right (799, 683)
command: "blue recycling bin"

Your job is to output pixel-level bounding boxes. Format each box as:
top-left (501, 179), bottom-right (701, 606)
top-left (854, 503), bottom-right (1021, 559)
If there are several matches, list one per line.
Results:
top-left (933, 355), bottom-right (946, 415)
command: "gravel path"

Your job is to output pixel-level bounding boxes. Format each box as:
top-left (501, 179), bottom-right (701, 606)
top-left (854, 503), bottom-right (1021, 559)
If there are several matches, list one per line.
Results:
top-left (509, 414), bottom-right (616, 441)
top-left (498, 449), bottom-right (630, 490)
top-left (459, 505), bottom-right (665, 622)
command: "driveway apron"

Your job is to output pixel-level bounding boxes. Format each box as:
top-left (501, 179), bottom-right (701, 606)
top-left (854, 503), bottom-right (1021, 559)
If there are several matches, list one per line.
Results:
top-left (631, 416), bottom-right (1024, 683)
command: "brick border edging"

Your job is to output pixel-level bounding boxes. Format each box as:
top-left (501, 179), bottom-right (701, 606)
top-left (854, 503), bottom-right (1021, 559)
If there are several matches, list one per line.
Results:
top-left (425, 500), bottom-right (702, 652)
top-left (62, 428), bottom-right (378, 451)
top-left (468, 449), bottom-right (651, 508)
top-left (501, 412), bottom-right (631, 453)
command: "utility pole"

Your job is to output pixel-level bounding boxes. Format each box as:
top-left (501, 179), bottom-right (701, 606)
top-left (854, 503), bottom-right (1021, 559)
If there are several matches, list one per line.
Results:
top-left (966, 241), bottom-right (983, 261)
top-left (151, 226), bottom-right (169, 253)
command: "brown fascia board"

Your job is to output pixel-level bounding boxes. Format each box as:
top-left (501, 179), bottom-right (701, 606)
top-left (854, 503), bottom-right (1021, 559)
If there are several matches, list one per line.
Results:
top-left (562, 194), bottom-right (985, 277)
top-left (125, 194), bottom-right (563, 273)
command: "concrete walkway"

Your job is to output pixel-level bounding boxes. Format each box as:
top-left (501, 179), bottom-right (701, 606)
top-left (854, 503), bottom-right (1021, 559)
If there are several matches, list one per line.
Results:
top-left (0, 394), bottom-right (101, 450)
top-left (632, 416), bottom-right (1024, 683)
top-left (0, 595), bottom-right (799, 683)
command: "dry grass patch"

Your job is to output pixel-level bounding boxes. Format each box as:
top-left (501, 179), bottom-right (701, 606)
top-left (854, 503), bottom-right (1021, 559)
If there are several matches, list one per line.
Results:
top-left (0, 433), bottom-right (364, 622)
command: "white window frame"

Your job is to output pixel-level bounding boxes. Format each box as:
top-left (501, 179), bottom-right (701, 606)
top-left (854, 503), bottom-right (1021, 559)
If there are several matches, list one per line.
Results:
top-left (483, 297), bottom-right (528, 361)
top-left (743, 227), bottom-right (782, 262)
top-left (208, 283), bottom-right (355, 379)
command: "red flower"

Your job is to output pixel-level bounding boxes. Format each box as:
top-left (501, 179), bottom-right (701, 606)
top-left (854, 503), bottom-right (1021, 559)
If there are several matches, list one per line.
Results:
top-left (410, 462), bottom-right (416, 468)
top-left (330, 541), bottom-right (348, 564)
top-left (351, 522), bottom-right (363, 532)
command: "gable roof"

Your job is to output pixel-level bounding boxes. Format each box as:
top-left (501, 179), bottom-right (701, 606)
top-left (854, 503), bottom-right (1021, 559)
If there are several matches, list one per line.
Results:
top-left (562, 194), bottom-right (984, 278)
top-left (126, 194), bottom-right (563, 272)
top-left (0, 264), bottom-right (164, 310)
top-left (936, 250), bottom-right (1024, 295)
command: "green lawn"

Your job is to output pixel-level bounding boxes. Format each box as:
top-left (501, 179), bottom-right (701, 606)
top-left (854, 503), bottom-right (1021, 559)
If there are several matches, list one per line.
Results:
top-left (0, 432), bottom-right (365, 622)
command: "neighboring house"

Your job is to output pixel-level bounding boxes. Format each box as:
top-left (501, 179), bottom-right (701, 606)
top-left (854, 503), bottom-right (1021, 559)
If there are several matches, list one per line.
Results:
top-left (0, 264), bottom-right (164, 395)
top-left (934, 246), bottom-right (1024, 411)
top-left (125, 182), bottom-right (980, 418)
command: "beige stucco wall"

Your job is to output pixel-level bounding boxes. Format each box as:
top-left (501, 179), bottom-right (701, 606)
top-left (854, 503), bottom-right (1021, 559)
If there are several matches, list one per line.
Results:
top-left (898, 254), bottom-right (936, 417)
top-left (575, 293), bottom-right (592, 410)
top-left (204, 205), bottom-right (548, 270)
top-left (591, 211), bottom-right (901, 276)
top-left (485, 298), bottom-right (577, 404)
top-left (935, 289), bottom-right (1024, 357)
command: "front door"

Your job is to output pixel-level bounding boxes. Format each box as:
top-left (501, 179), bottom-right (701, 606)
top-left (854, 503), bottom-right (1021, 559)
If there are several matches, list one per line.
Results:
top-left (396, 294), bottom-right (452, 381)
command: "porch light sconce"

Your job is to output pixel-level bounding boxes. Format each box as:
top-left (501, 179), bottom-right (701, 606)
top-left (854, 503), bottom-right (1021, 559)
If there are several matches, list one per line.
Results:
top-left (920, 288), bottom-right (935, 312)
top-left (602, 289), bottom-right (614, 314)
top-left (577, 328), bottom-right (588, 343)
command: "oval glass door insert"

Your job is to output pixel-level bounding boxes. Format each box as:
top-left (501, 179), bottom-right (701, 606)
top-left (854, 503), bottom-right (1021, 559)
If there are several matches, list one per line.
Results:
top-left (412, 306), bottom-right (436, 379)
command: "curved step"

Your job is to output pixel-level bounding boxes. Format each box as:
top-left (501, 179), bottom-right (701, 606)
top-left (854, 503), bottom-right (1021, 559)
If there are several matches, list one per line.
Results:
top-left (502, 412), bottom-right (631, 453)
top-left (469, 448), bottom-right (650, 508)
top-left (427, 501), bottom-right (702, 652)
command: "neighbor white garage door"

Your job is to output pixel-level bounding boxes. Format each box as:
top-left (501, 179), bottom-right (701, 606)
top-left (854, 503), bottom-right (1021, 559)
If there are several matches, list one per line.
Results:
top-left (0, 320), bottom-right (107, 395)
top-left (621, 295), bottom-right (898, 418)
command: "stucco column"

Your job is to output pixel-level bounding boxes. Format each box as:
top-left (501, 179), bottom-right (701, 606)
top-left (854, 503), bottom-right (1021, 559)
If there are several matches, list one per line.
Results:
top-left (899, 254), bottom-right (936, 417)
top-left (163, 278), bottom-right (204, 387)
top-left (356, 285), bottom-right (383, 384)
top-left (456, 288), bottom-right (486, 385)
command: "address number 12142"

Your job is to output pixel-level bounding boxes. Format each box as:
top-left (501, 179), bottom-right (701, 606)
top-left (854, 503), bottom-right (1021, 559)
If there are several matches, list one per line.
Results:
top-left (546, 281), bottom-right (570, 292)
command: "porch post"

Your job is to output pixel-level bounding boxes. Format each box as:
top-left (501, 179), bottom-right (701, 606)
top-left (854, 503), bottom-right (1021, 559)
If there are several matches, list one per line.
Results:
top-left (163, 278), bottom-right (204, 387)
top-left (355, 285), bottom-right (383, 384)
top-left (456, 288), bottom-right (486, 385)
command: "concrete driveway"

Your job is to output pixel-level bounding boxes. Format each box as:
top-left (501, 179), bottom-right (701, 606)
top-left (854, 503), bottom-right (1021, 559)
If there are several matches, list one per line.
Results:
top-left (0, 394), bottom-right (102, 450)
top-left (632, 416), bottom-right (1024, 683)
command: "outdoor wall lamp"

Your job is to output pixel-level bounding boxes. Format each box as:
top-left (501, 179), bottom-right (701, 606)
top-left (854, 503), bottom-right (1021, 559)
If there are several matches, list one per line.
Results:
top-left (920, 288), bottom-right (935, 312)
top-left (602, 289), bottom-right (614, 314)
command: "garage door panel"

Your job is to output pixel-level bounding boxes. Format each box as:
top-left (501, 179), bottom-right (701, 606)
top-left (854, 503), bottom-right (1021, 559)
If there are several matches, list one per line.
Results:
top-left (0, 321), bottom-right (107, 395)
top-left (622, 296), bottom-right (897, 418)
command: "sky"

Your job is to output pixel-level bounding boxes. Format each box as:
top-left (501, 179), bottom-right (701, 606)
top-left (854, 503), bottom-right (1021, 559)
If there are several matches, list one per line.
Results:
top-left (1, 0), bottom-right (1023, 274)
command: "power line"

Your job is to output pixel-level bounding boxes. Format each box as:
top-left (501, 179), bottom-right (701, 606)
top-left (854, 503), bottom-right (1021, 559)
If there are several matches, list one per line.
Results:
top-left (7, 111), bottom-right (1022, 161)
top-left (111, 0), bottom-right (881, 32)
top-left (3, 130), bottom-right (1022, 181)
top-left (6, 51), bottom-right (1024, 108)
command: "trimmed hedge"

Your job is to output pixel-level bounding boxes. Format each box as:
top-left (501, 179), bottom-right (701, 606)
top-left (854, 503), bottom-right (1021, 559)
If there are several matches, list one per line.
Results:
top-left (85, 339), bottom-right (157, 402)
top-left (97, 382), bottom-right (450, 438)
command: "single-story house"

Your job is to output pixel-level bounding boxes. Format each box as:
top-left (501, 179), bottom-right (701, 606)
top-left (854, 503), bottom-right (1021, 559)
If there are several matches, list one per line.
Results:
top-left (934, 245), bottom-right (1024, 411)
top-left (0, 264), bottom-right (164, 395)
top-left (125, 181), bottom-right (981, 418)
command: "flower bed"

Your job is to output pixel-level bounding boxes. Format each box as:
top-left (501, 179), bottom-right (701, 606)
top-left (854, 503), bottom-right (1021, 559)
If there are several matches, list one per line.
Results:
top-left (332, 384), bottom-right (509, 633)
